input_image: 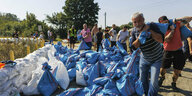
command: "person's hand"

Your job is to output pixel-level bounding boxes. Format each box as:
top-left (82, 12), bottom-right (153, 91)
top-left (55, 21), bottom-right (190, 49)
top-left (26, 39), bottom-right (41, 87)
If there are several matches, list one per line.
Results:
top-left (170, 25), bottom-right (175, 30)
top-left (190, 51), bottom-right (192, 55)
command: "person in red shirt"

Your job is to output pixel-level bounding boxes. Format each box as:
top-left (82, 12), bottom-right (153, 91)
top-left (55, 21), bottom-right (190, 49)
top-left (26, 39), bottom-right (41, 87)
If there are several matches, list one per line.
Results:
top-left (158, 16), bottom-right (192, 90)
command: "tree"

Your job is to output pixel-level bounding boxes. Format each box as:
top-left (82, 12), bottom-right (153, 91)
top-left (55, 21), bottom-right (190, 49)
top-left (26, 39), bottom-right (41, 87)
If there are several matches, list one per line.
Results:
top-left (63, 0), bottom-right (100, 30)
top-left (46, 12), bottom-right (69, 39)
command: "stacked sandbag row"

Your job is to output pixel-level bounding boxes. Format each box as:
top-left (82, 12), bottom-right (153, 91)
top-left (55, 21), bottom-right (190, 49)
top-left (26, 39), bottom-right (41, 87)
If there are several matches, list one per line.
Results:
top-left (0, 44), bottom-right (52, 96)
top-left (0, 37), bottom-right (41, 43)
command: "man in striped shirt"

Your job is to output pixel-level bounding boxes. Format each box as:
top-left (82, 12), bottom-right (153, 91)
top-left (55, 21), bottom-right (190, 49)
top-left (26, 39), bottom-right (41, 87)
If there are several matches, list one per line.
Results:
top-left (130, 12), bottom-right (164, 96)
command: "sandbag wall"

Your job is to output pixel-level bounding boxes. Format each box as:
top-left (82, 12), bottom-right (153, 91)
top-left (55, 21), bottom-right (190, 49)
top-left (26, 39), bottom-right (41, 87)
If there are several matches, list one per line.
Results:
top-left (0, 44), bottom-right (52, 96)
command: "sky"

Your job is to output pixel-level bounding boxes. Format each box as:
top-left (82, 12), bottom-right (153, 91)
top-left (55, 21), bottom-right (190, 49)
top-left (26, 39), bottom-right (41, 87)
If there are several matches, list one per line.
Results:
top-left (0, 0), bottom-right (192, 28)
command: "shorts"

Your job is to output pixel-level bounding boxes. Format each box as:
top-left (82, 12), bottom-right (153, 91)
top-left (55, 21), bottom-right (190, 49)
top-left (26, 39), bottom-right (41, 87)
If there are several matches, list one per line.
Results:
top-left (93, 35), bottom-right (97, 43)
top-left (70, 36), bottom-right (76, 44)
top-left (162, 50), bottom-right (185, 70)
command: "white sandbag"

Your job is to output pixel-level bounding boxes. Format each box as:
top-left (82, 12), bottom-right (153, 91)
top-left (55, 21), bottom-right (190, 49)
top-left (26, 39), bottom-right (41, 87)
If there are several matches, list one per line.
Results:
top-left (0, 70), bottom-right (8, 86)
top-left (76, 70), bottom-right (87, 86)
top-left (48, 46), bottom-right (56, 59)
top-left (0, 67), bottom-right (19, 80)
top-left (22, 72), bottom-right (42, 95)
top-left (0, 80), bottom-right (12, 91)
top-left (52, 60), bottom-right (70, 89)
top-left (22, 57), bottom-right (47, 95)
top-left (12, 71), bottom-right (32, 88)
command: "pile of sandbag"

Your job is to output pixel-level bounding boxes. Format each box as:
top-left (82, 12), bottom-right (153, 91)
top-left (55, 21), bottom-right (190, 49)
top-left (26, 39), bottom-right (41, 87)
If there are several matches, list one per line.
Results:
top-left (0, 44), bottom-right (52, 96)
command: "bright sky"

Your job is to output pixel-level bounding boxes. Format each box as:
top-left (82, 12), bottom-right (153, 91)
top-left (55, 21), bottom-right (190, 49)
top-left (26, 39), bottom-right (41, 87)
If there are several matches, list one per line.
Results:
top-left (0, 0), bottom-right (192, 27)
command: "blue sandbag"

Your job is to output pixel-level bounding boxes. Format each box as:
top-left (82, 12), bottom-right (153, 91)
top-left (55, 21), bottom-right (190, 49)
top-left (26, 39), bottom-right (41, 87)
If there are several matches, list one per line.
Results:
top-left (76, 58), bottom-right (87, 71)
top-left (83, 63), bottom-right (100, 86)
top-left (58, 88), bottom-right (83, 96)
top-left (102, 39), bottom-right (111, 49)
top-left (116, 41), bottom-right (128, 55)
top-left (124, 49), bottom-right (140, 75)
top-left (68, 68), bottom-right (76, 82)
top-left (116, 74), bottom-right (136, 96)
top-left (135, 80), bottom-right (144, 96)
top-left (154, 23), bottom-right (169, 34)
top-left (180, 26), bottom-right (192, 40)
top-left (138, 31), bottom-right (151, 45)
top-left (110, 52), bottom-right (123, 61)
top-left (37, 62), bottom-right (58, 96)
top-left (77, 35), bottom-right (83, 41)
top-left (59, 54), bottom-right (68, 65)
top-left (80, 50), bottom-right (94, 57)
top-left (77, 40), bottom-right (90, 50)
top-left (66, 61), bottom-right (76, 70)
top-left (86, 52), bottom-right (99, 64)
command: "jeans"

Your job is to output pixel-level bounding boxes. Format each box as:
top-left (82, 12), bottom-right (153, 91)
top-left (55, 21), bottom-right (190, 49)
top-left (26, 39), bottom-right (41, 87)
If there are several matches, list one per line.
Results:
top-left (85, 42), bottom-right (92, 50)
top-left (97, 42), bottom-right (102, 52)
top-left (139, 55), bottom-right (162, 96)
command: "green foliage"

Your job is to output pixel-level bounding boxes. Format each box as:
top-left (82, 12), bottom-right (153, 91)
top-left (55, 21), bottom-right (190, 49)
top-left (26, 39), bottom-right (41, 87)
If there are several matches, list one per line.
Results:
top-left (46, 12), bottom-right (69, 39)
top-left (120, 22), bottom-right (133, 30)
top-left (0, 12), bottom-right (49, 39)
top-left (63, 0), bottom-right (100, 30)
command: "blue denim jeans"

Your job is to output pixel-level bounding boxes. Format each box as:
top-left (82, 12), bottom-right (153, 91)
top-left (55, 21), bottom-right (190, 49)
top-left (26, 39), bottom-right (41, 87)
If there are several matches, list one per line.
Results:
top-left (139, 55), bottom-right (162, 96)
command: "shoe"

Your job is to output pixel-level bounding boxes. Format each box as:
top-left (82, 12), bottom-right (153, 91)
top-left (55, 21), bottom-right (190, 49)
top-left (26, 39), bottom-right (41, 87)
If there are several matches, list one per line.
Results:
top-left (158, 77), bottom-right (165, 87)
top-left (171, 82), bottom-right (178, 90)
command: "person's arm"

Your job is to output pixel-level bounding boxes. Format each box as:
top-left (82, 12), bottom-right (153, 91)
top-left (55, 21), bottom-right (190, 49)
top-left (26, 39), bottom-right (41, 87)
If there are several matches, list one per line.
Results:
top-left (174, 16), bottom-right (192, 27)
top-left (187, 37), bottom-right (192, 55)
top-left (132, 35), bottom-right (141, 49)
top-left (116, 31), bottom-right (120, 41)
top-left (91, 27), bottom-right (95, 36)
top-left (109, 30), bottom-right (113, 37)
top-left (164, 25), bottom-right (175, 43)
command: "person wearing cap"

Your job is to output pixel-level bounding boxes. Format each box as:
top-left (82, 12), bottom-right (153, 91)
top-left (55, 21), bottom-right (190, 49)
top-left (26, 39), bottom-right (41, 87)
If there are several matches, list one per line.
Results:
top-left (69, 25), bottom-right (77, 49)
top-left (91, 24), bottom-right (99, 51)
top-left (116, 26), bottom-right (129, 51)
top-left (158, 15), bottom-right (192, 90)
top-left (130, 12), bottom-right (164, 95)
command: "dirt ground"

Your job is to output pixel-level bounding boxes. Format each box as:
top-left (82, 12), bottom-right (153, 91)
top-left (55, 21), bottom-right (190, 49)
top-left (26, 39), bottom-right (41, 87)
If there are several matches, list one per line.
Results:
top-left (54, 41), bottom-right (192, 96)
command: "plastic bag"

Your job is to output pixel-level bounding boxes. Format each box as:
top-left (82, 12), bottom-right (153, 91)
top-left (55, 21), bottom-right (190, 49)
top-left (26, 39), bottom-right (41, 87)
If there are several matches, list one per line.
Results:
top-left (52, 60), bottom-right (69, 90)
top-left (37, 62), bottom-right (58, 96)
top-left (68, 68), bottom-right (76, 82)
top-left (116, 41), bottom-right (128, 55)
top-left (135, 80), bottom-right (144, 96)
top-left (139, 31), bottom-right (151, 44)
top-left (116, 74), bottom-right (136, 96)
top-left (76, 70), bottom-right (87, 86)
top-left (77, 40), bottom-right (90, 50)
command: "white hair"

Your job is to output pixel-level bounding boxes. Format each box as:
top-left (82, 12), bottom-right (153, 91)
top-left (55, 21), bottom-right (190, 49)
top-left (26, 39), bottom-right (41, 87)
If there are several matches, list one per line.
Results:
top-left (131, 12), bottom-right (144, 19)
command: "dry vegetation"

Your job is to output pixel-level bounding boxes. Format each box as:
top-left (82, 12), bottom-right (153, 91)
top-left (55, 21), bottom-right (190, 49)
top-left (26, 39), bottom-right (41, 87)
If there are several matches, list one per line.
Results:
top-left (0, 39), bottom-right (42, 61)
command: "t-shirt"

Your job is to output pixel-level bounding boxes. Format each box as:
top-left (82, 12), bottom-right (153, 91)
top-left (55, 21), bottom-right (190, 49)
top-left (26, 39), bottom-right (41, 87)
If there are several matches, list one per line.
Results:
top-left (81, 28), bottom-right (92, 42)
top-left (163, 21), bottom-right (182, 51)
top-left (131, 23), bottom-right (163, 62)
top-left (110, 28), bottom-right (117, 41)
top-left (118, 30), bottom-right (129, 43)
top-left (96, 31), bottom-right (103, 43)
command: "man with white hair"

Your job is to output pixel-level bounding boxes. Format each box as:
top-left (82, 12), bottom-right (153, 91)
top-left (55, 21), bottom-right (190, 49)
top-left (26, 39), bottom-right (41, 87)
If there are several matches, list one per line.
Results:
top-left (130, 12), bottom-right (164, 96)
